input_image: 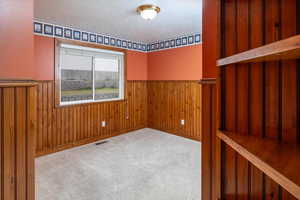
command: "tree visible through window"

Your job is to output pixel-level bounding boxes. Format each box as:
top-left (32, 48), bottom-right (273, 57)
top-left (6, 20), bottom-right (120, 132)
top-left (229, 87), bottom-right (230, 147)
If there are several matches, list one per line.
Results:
top-left (58, 43), bottom-right (125, 105)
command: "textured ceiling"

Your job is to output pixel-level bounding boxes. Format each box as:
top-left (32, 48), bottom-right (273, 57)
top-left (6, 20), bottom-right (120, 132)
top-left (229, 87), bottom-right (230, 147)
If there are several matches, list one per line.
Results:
top-left (34, 0), bottom-right (202, 43)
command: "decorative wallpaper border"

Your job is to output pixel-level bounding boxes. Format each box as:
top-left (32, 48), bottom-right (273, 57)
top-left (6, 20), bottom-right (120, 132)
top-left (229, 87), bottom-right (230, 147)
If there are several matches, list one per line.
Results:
top-left (34, 21), bottom-right (202, 53)
top-left (147, 34), bottom-right (201, 52)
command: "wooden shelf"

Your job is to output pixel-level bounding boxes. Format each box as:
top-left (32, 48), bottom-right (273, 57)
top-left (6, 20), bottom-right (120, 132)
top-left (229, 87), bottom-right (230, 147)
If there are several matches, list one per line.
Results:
top-left (217, 131), bottom-right (300, 199)
top-left (217, 34), bottom-right (300, 66)
top-left (198, 78), bottom-right (216, 84)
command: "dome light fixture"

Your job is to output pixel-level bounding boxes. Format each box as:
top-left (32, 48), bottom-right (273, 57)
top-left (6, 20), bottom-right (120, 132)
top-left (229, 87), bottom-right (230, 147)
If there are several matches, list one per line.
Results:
top-left (137, 4), bottom-right (161, 20)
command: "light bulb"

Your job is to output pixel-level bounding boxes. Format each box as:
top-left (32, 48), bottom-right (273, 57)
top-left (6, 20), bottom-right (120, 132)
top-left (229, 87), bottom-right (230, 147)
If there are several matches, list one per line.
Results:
top-left (141, 9), bottom-right (158, 20)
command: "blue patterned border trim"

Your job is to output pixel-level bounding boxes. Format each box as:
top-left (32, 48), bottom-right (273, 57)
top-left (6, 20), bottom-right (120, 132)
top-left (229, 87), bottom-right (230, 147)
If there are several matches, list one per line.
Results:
top-left (34, 21), bottom-right (201, 53)
top-left (34, 21), bottom-right (147, 52)
top-left (148, 34), bottom-right (201, 52)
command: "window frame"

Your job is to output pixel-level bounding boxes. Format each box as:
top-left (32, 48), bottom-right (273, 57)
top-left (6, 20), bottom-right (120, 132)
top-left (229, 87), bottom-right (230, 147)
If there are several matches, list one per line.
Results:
top-left (55, 39), bottom-right (127, 107)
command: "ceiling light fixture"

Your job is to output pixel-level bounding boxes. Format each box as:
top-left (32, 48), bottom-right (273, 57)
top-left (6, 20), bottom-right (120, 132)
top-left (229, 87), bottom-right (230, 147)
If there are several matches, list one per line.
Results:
top-left (137, 4), bottom-right (161, 20)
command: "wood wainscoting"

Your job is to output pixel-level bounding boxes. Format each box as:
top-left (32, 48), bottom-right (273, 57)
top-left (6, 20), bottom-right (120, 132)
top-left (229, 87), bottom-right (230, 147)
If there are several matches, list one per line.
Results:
top-left (36, 80), bottom-right (203, 156)
top-left (0, 81), bottom-right (37, 200)
top-left (147, 81), bottom-right (202, 141)
top-left (36, 80), bottom-right (147, 156)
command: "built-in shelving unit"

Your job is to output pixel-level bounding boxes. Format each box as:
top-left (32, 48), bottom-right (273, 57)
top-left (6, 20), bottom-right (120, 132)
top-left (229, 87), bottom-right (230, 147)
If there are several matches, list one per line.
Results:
top-left (217, 0), bottom-right (300, 199)
top-left (217, 34), bottom-right (300, 197)
top-left (218, 131), bottom-right (300, 199)
top-left (217, 34), bottom-right (300, 67)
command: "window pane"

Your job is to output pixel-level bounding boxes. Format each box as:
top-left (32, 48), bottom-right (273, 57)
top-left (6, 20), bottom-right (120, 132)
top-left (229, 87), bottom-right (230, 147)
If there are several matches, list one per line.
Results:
top-left (60, 52), bottom-right (93, 103)
top-left (94, 57), bottom-right (120, 100)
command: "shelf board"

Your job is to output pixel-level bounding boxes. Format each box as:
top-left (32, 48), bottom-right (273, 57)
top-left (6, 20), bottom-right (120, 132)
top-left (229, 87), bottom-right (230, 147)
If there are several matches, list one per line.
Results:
top-left (217, 131), bottom-right (300, 199)
top-left (217, 34), bottom-right (300, 66)
top-left (198, 78), bottom-right (216, 84)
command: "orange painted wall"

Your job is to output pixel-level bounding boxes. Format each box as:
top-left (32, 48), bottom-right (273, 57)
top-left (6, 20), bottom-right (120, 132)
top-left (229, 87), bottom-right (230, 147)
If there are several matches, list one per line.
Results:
top-left (147, 45), bottom-right (202, 80)
top-left (34, 36), bottom-right (55, 80)
top-left (34, 35), bottom-right (202, 81)
top-left (0, 0), bottom-right (34, 79)
top-left (34, 35), bottom-right (148, 81)
top-left (126, 50), bottom-right (148, 80)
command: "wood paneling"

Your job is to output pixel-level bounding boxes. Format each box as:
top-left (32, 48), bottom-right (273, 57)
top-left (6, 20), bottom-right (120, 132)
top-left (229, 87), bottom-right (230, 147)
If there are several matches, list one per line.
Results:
top-left (200, 80), bottom-right (217, 200)
top-left (217, 0), bottom-right (300, 199)
top-left (37, 80), bottom-right (202, 156)
top-left (147, 81), bottom-right (202, 141)
top-left (0, 81), bottom-right (37, 200)
top-left (202, 0), bottom-right (220, 199)
top-left (36, 80), bottom-right (147, 156)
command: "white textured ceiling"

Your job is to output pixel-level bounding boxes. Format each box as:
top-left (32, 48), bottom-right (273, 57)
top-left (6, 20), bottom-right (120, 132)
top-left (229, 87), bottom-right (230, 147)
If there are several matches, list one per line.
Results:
top-left (34, 0), bottom-right (202, 43)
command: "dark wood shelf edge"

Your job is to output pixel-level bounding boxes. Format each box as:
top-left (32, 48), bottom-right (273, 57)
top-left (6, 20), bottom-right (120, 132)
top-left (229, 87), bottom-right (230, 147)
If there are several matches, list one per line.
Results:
top-left (217, 131), bottom-right (300, 199)
top-left (217, 34), bottom-right (300, 66)
top-left (198, 78), bottom-right (216, 84)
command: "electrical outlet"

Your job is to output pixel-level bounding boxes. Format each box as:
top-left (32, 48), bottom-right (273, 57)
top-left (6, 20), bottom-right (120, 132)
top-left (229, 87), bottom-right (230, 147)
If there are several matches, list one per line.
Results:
top-left (101, 121), bottom-right (106, 127)
top-left (180, 119), bottom-right (185, 126)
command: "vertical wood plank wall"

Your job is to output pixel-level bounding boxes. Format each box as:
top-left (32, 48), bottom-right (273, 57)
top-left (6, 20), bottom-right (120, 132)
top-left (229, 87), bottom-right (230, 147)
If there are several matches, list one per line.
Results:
top-left (36, 80), bottom-right (147, 156)
top-left (147, 81), bottom-right (202, 141)
top-left (36, 80), bottom-right (202, 156)
top-left (219, 0), bottom-right (299, 199)
top-left (0, 82), bottom-right (37, 200)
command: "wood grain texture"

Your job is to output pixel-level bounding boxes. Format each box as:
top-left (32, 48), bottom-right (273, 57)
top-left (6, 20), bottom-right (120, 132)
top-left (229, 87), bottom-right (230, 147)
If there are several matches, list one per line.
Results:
top-left (217, 0), bottom-right (299, 199)
top-left (217, 34), bottom-right (300, 66)
top-left (0, 80), bottom-right (37, 87)
top-left (201, 81), bottom-right (217, 200)
top-left (0, 82), bottom-right (37, 200)
top-left (36, 80), bottom-right (202, 156)
top-left (36, 80), bottom-right (147, 156)
top-left (147, 81), bottom-right (202, 141)
top-left (218, 131), bottom-right (300, 199)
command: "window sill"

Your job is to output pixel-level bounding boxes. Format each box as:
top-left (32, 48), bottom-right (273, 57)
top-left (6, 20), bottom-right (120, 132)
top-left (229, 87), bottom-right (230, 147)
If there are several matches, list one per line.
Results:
top-left (55, 98), bottom-right (127, 108)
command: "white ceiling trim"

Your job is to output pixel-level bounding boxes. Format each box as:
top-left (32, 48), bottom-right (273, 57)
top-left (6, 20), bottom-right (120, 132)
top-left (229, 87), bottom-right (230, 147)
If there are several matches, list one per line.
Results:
top-left (34, 20), bottom-right (202, 53)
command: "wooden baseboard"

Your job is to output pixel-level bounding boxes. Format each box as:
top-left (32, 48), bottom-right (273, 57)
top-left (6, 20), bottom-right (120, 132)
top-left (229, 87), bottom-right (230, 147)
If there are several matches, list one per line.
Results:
top-left (149, 127), bottom-right (201, 142)
top-left (36, 126), bottom-right (146, 157)
top-left (36, 126), bottom-right (200, 157)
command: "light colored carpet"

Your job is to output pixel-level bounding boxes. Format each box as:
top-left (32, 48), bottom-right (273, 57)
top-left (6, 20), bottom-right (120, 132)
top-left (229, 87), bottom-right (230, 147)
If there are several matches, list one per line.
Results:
top-left (36, 128), bottom-right (201, 200)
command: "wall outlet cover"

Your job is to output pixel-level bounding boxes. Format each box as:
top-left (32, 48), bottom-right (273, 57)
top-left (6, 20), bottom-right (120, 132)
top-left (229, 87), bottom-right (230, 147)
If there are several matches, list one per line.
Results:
top-left (181, 119), bottom-right (185, 125)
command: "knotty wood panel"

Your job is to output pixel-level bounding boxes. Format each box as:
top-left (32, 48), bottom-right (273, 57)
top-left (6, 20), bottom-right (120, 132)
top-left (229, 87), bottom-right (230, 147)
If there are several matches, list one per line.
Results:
top-left (0, 81), bottom-right (37, 200)
top-left (36, 80), bottom-right (147, 156)
top-left (217, 0), bottom-right (300, 199)
top-left (147, 81), bottom-right (202, 141)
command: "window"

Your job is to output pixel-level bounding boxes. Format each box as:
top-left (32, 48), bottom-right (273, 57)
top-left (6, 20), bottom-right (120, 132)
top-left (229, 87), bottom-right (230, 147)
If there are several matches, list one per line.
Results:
top-left (58, 43), bottom-right (125, 105)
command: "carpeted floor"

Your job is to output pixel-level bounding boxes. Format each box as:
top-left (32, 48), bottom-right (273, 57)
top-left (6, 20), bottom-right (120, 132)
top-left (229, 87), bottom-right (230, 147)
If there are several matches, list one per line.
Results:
top-left (36, 128), bottom-right (201, 200)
